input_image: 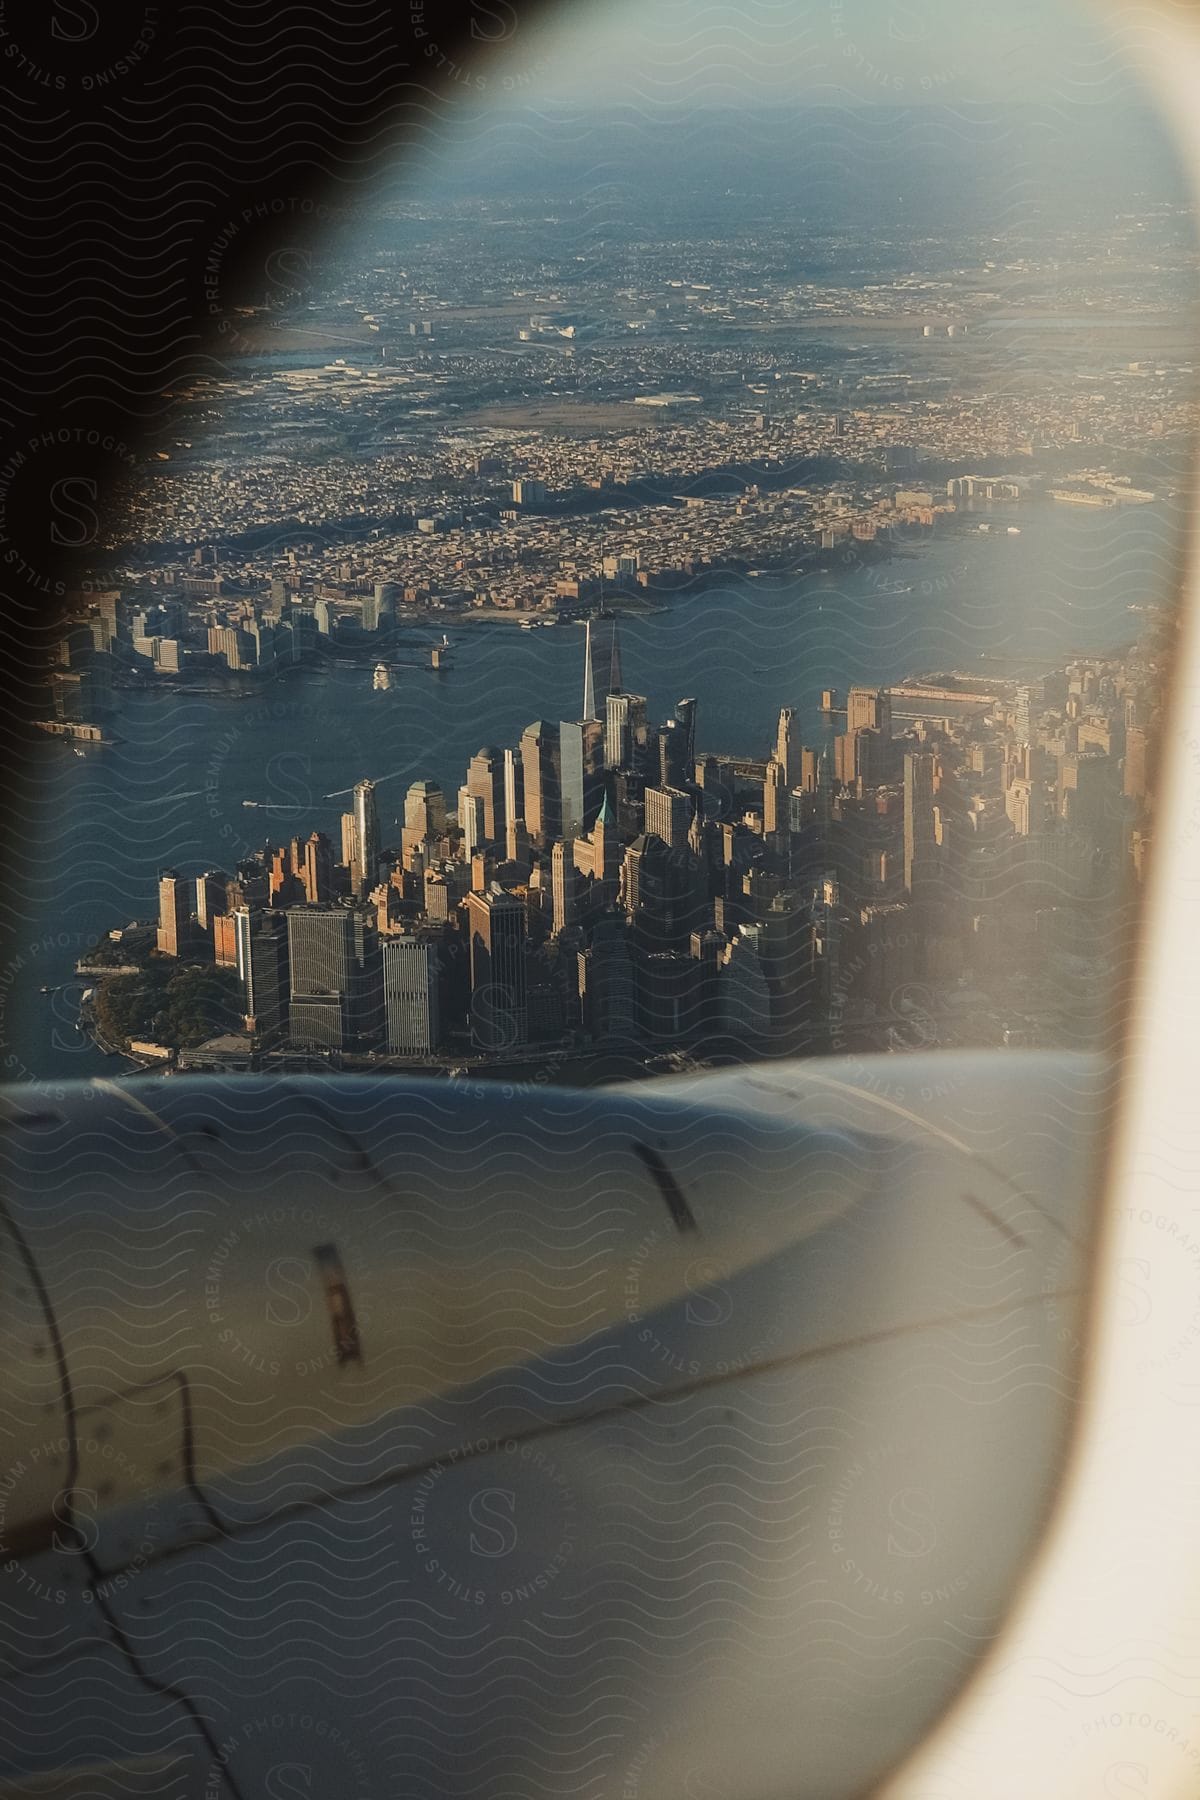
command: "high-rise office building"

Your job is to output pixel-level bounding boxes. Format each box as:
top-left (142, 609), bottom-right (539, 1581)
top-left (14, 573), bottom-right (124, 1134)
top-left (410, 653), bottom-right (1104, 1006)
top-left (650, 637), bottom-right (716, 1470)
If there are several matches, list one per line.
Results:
top-left (156, 870), bottom-right (191, 957)
top-left (775, 707), bottom-right (797, 786)
top-left (194, 870), bottom-right (227, 932)
top-left (763, 759), bottom-right (788, 843)
top-left (234, 909), bottom-right (290, 1039)
top-left (674, 698), bottom-right (697, 769)
top-left (645, 785), bottom-right (693, 853)
top-left (1005, 779), bottom-right (1037, 837)
top-left (657, 720), bottom-right (689, 789)
top-left (213, 913), bottom-right (238, 969)
top-left (503, 747), bottom-right (524, 860)
top-left (246, 619), bottom-right (275, 670)
top-left (903, 752), bottom-right (938, 896)
top-left (301, 831), bottom-right (335, 905)
top-left (466, 885), bottom-right (528, 1050)
top-left (520, 720), bottom-right (562, 846)
top-left (720, 924), bottom-right (773, 1044)
top-left (1124, 726), bottom-right (1148, 800)
top-left (340, 811), bottom-right (358, 873)
top-left (847, 686), bottom-right (892, 738)
top-left (590, 790), bottom-right (621, 901)
top-left (467, 747), bottom-right (505, 845)
top-left (622, 833), bottom-right (683, 952)
top-left (286, 907), bottom-right (377, 1050)
top-left (559, 718), bottom-right (604, 840)
top-left (577, 914), bottom-right (637, 1041)
top-left (381, 934), bottom-right (440, 1054)
top-left (551, 840), bottom-right (580, 937)
top-left (605, 691), bottom-right (648, 771)
top-left (92, 589), bottom-right (123, 652)
top-left (349, 780), bottom-right (381, 897)
top-left (404, 779), bottom-right (446, 842)
top-left (458, 787), bottom-right (487, 858)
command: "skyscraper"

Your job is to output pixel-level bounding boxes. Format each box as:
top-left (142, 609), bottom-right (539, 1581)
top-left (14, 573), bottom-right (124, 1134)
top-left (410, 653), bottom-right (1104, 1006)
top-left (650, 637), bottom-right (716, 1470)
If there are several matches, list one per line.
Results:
top-left (846, 687), bottom-right (891, 738)
top-left (578, 914), bottom-right (636, 1042)
top-left (213, 913), bottom-right (239, 969)
top-left (657, 719), bottom-right (689, 789)
top-left (590, 790), bottom-right (620, 902)
top-left (775, 707), bottom-right (797, 785)
top-left (466, 885), bottom-right (528, 1050)
top-left (458, 787), bottom-right (487, 857)
top-left (195, 870), bottom-right (227, 932)
top-left (645, 785), bottom-right (693, 852)
top-left (286, 907), bottom-right (377, 1050)
top-left (467, 746), bottom-right (505, 845)
top-left (559, 717), bottom-right (604, 840)
top-left (1014, 685), bottom-right (1034, 748)
top-left (763, 759), bottom-right (788, 844)
top-left (903, 752), bottom-right (938, 896)
top-left (503, 746), bottom-right (524, 859)
top-left (381, 935), bottom-right (440, 1054)
top-left (1124, 726), bottom-right (1148, 800)
top-left (234, 908), bottom-right (290, 1039)
top-left (551, 840), bottom-right (579, 937)
top-left (301, 831), bottom-right (335, 905)
top-left (585, 612), bottom-right (623, 704)
top-left (520, 720), bottom-right (562, 846)
top-left (344, 779), bottom-right (380, 898)
top-left (156, 870), bottom-right (191, 957)
top-left (605, 691), bottom-right (647, 770)
top-left (674, 698), bottom-right (697, 769)
top-left (720, 924), bottom-right (772, 1045)
top-left (404, 779), bottom-right (446, 842)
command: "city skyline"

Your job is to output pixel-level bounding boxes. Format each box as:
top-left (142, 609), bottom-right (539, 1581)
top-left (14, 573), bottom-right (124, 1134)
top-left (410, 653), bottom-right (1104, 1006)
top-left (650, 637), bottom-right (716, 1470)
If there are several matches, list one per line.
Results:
top-left (73, 606), bottom-right (1160, 1076)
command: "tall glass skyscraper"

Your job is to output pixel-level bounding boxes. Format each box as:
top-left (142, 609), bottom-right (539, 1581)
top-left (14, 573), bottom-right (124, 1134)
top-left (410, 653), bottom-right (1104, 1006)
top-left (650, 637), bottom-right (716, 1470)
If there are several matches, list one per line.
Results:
top-left (349, 779), bottom-right (380, 897)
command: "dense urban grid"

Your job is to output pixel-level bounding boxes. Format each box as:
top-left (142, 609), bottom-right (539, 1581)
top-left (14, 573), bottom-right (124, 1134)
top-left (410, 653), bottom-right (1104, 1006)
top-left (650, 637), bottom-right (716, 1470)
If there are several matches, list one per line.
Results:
top-left (42, 166), bottom-right (1182, 1075)
top-left (43, 186), bottom-right (1190, 700)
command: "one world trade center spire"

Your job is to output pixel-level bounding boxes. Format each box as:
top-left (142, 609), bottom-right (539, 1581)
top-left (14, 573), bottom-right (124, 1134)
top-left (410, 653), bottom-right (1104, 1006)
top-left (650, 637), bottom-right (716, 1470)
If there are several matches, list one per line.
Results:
top-left (583, 613), bottom-right (623, 723)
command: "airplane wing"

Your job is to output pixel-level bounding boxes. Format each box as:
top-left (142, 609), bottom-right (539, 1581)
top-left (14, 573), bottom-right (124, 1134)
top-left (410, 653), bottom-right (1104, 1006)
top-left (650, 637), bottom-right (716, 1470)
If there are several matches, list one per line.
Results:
top-left (0, 1051), bottom-right (1107, 1799)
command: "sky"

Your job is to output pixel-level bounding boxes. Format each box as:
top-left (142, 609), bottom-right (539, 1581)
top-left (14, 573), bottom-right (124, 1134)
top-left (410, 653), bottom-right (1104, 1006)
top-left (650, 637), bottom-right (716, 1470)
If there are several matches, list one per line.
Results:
top-left (456, 0), bottom-right (1156, 110)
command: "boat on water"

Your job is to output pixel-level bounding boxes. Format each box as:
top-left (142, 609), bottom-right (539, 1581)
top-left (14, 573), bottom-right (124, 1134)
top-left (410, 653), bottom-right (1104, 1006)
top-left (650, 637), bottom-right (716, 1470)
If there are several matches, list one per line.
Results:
top-left (1007, 526), bottom-right (1021, 535)
top-left (373, 662), bottom-right (391, 691)
top-left (242, 800), bottom-right (258, 808)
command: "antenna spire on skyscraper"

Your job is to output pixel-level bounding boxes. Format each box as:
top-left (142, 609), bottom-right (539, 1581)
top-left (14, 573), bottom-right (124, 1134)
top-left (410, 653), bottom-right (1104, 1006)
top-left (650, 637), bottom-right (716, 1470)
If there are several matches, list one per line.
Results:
top-left (608, 614), bottom-right (623, 695)
top-left (582, 618), bottom-right (597, 722)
